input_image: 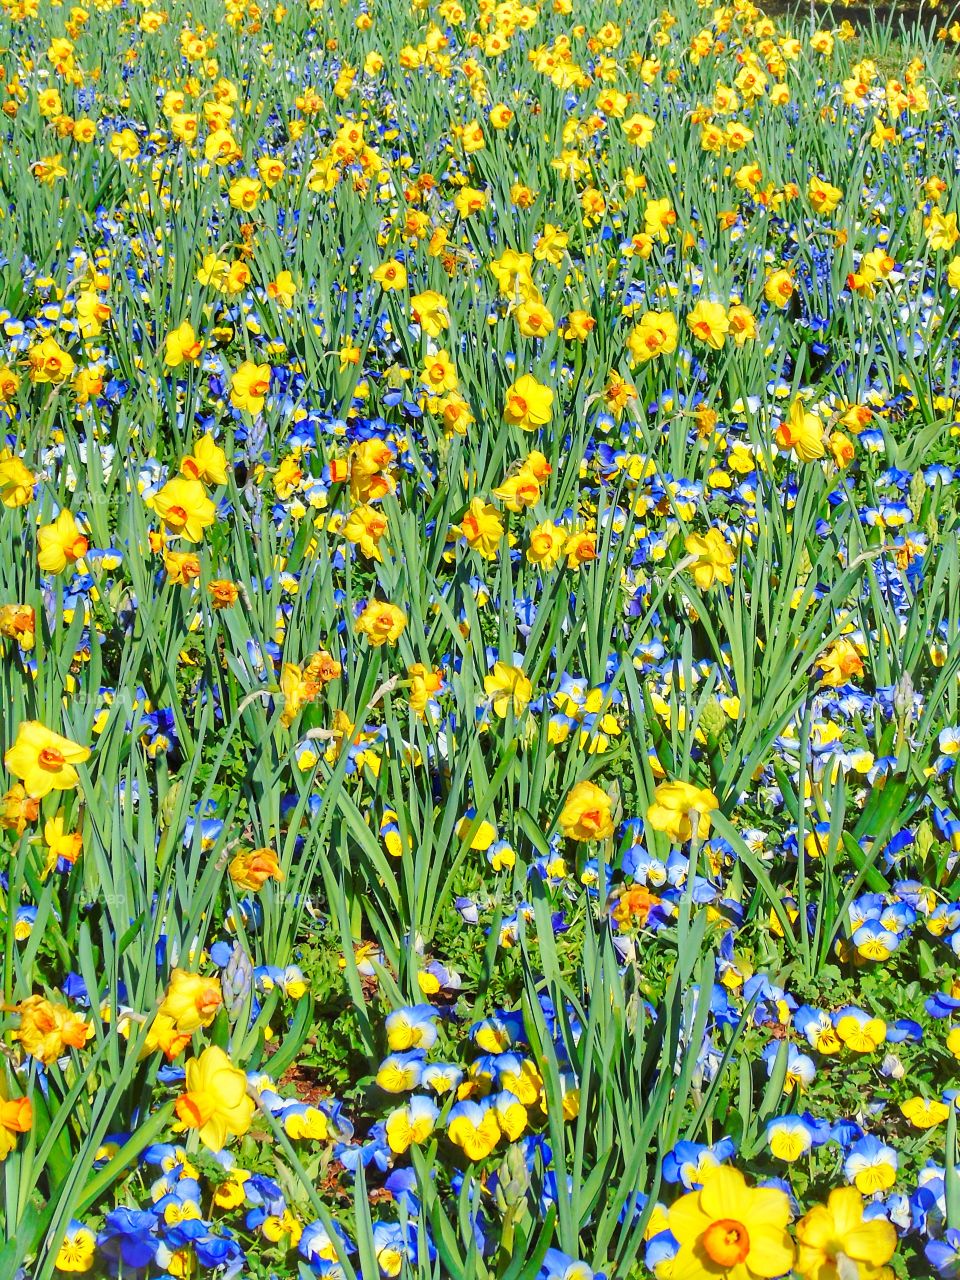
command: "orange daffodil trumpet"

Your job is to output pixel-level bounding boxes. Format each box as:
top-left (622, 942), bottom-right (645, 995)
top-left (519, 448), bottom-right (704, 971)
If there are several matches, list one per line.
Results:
top-left (0, 787), bottom-right (39, 836)
top-left (14, 994), bottom-right (94, 1063)
top-left (808, 175), bottom-right (843, 215)
top-left (146, 969), bottom-right (223, 1061)
top-left (503, 374), bottom-right (553, 431)
top-left (764, 268), bottom-right (795, 309)
top-left (0, 1091), bottom-right (32, 1162)
top-left (5, 722), bottom-right (90, 798)
top-left (342, 504), bottom-right (389, 560)
top-left (164, 321), bottom-right (203, 367)
top-left (42, 814), bottom-right (82, 879)
top-left (668, 1165), bottom-right (794, 1280)
top-left (627, 311), bottom-right (678, 365)
top-left (0, 604), bottom-right (35, 651)
top-left (174, 1046), bottom-right (255, 1150)
top-left (355, 600), bottom-right (407, 647)
top-left (817, 637), bottom-right (865, 687)
top-left (457, 498), bottom-right (504, 559)
top-left (146, 433), bottom-right (227, 551)
top-left (277, 651), bottom-right (343, 728)
top-left (180, 434), bottom-right (228, 486)
top-left (158, 969), bottom-right (222, 1034)
top-left (230, 361), bottom-right (272, 415)
top-left (38, 509), bottom-right (88, 575)
top-left (407, 663), bottom-right (444, 717)
top-left (230, 846), bottom-right (284, 891)
top-left (775, 399), bottom-right (826, 462)
top-left (559, 780), bottom-right (614, 842)
top-left (150, 477), bottom-right (217, 542)
top-left (686, 299), bottom-right (730, 349)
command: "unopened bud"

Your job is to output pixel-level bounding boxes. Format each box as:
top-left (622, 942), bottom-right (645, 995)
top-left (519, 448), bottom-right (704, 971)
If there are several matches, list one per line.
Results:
top-left (700, 697), bottom-right (728, 741)
top-left (223, 943), bottom-right (253, 1021)
top-left (494, 1144), bottom-right (530, 1213)
top-left (909, 469), bottom-right (926, 522)
top-left (915, 818), bottom-right (935, 863)
top-left (893, 670), bottom-right (914, 724)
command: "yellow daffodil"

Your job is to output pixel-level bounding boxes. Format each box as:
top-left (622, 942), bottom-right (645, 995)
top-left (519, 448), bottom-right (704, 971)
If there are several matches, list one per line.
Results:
top-left (5, 722), bottom-right (90, 798)
top-left (174, 1046), bottom-right (255, 1150)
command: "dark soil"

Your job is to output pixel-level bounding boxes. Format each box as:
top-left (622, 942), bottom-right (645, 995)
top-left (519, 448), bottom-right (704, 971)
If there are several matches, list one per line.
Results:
top-left (765, 0), bottom-right (960, 34)
top-left (279, 1061), bottom-right (332, 1105)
